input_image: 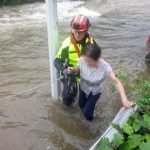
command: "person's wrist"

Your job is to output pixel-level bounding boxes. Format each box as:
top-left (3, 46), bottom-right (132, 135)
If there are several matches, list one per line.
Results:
top-left (122, 98), bottom-right (128, 104)
top-left (121, 95), bottom-right (127, 101)
top-left (122, 98), bottom-right (126, 101)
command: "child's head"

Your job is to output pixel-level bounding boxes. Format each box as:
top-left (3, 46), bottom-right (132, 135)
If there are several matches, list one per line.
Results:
top-left (82, 43), bottom-right (101, 67)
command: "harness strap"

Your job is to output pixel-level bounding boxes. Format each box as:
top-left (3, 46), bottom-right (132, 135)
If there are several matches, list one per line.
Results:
top-left (88, 35), bottom-right (92, 43)
top-left (70, 33), bottom-right (92, 58)
top-left (70, 34), bottom-right (81, 57)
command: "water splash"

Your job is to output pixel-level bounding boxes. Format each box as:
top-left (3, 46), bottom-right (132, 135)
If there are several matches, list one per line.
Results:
top-left (0, 1), bottom-right (101, 25)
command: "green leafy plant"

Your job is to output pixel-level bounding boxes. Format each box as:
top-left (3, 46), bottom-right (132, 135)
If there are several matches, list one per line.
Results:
top-left (116, 69), bottom-right (128, 83)
top-left (139, 142), bottom-right (150, 150)
top-left (122, 123), bottom-right (134, 135)
top-left (96, 137), bottom-right (113, 150)
top-left (96, 74), bottom-right (150, 150)
top-left (111, 69), bottom-right (128, 92)
top-left (111, 133), bottom-right (124, 147)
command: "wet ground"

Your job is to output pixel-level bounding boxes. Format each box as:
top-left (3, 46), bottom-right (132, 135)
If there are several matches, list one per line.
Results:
top-left (0, 0), bottom-right (150, 150)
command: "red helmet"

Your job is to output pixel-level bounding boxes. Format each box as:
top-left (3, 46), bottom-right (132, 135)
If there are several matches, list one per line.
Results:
top-left (70, 15), bottom-right (91, 32)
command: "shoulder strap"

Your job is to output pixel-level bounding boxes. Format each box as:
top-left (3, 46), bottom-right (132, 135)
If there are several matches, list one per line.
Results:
top-left (70, 34), bottom-right (92, 57)
top-left (70, 34), bottom-right (81, 57)
top-left (88, 35), bottom-right (92, 43)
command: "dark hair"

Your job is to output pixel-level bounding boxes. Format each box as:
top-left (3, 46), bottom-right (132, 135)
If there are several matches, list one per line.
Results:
top-left (82, 43), bottom-right (101, 61)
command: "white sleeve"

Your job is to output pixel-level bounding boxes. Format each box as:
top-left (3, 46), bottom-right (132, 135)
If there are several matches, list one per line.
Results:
top-left (106, 63), bottom-right (113, 76)
top-left (77, 57), bottom-right (82, 70)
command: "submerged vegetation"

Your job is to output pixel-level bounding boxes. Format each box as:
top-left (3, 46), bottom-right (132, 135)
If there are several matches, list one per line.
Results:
top-left (0, 0), bottom-right (43, 6)
top-left (0, 0), bottom-right (21, 5)
top-left (96, 73), bottom-right (150, 150)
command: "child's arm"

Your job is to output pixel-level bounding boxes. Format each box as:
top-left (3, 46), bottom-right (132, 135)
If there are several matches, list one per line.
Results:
top-left (67, 67), bottom-right (80, 74)
top-left (109, 72), bottom-right (133, 108)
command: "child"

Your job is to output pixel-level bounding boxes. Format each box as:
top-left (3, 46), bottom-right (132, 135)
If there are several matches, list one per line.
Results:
top-left (67, 43), bottom-right (133, 121)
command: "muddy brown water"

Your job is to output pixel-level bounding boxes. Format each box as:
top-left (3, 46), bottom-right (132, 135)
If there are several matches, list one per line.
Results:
top-left (0, 0), bottom-right (150, 150)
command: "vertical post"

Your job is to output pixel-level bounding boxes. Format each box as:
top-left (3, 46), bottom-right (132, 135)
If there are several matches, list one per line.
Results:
top-left (46, 0), bottom-right (59, 99)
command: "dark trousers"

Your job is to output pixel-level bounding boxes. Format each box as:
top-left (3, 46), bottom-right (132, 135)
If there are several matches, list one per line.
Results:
top-left (78, 87), bottom-right (101, 121)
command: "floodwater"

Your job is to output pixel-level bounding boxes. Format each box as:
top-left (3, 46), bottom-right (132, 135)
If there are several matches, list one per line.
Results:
top-left (0, 0), bottom-right (150, 150)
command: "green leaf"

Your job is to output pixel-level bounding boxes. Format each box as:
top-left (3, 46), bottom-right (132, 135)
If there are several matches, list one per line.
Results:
top-left (119, 141), bottom-right (131, 150)
top-left (143, 134), bottom-right (150, 142)
top-left (99, 146), bottom-right (113, 150)
top-left (139, 142), bottom-right (150, 150)
top-left (96, 138), bottom-right (113, 150)
top-left (111, 123), bottom-right (122, 133)
top-left (122, 123), bottom-right (134, 135)
top-left (134, 117), bottom-right (148, 129)
top-left (127, 134), bottom-right (142, 149)
top-left (143, 114), bottom-right (150, 129)
top-left (112, 133), bottom-right (124, 147)
top-left (133, 121), bottom-right (141, 132)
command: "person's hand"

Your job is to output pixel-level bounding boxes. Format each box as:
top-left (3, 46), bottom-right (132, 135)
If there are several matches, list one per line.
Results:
top-left (67, 67), bottom-right (74, 74)
top-left (122, 99), bottom-right (133, 108)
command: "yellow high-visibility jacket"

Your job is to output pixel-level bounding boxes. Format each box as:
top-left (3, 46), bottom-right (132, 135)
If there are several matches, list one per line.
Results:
top-left (54, 34), bottom-right (95, 72)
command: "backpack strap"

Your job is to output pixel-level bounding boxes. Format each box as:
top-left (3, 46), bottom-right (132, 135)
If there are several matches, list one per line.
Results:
top-left (70, 33), bottom-right (81, 57)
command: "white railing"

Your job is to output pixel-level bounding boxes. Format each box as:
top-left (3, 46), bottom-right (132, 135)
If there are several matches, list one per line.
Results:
top-left (90, 107), bottom-right (134, 150)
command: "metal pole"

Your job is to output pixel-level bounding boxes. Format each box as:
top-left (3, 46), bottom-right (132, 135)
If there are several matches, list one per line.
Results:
top-left (45, 0), bottom-right (59, 99)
